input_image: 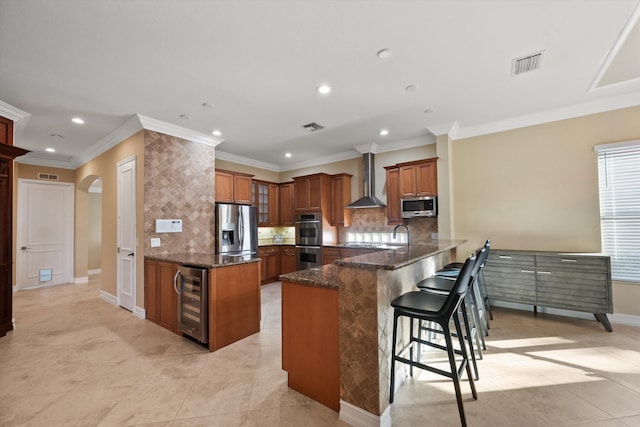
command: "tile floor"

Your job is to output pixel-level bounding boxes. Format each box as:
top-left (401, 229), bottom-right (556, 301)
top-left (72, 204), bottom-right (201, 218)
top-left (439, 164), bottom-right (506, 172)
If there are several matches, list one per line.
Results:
top-left (1, 276), bottom-right (640, 426)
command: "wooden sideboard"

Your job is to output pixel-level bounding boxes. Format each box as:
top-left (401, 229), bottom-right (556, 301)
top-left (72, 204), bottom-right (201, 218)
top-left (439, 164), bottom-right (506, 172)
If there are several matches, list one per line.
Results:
top-left (483, 249), bottom-right (613, 331)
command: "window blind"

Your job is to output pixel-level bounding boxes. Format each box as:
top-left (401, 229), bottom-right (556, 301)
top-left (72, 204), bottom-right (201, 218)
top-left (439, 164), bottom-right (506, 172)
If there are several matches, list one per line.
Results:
top-left (596, 141), bottom-right (640, 282)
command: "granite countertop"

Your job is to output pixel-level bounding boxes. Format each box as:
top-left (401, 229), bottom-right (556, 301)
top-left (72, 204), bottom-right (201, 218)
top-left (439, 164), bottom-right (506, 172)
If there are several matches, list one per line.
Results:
top-left (145, 252), bottom-right (260, 269)
top-left (279, 239), bottom-right (465, 287)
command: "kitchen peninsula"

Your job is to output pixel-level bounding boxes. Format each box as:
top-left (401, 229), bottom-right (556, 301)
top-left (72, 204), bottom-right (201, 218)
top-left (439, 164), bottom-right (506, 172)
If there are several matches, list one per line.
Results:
top-left (280, 239), bottom-right (465, 426)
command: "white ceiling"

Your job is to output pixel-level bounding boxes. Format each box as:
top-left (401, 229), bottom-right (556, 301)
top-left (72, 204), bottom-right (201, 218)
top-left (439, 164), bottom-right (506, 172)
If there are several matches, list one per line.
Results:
top-left (2, 0), bottom-right (640, 171)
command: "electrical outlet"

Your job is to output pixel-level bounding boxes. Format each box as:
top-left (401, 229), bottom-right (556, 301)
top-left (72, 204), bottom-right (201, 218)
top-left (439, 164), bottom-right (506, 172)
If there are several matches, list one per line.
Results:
top-left (150, 238), bottom-right (161, 247)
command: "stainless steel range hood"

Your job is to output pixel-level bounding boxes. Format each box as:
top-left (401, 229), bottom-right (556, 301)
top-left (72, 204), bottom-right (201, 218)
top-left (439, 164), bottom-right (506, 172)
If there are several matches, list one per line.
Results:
top-left (347, 152), bottom-right (386, 208)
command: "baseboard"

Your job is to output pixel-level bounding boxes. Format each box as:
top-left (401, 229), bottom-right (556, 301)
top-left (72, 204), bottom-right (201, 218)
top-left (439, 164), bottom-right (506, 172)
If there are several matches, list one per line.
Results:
top-left (74, 276), bottom-right (89, 284)
top-left (339, 401), bottom-right (391, 427)
top-left (88, 269), bottom-right (102, 275)
top-left (133, 306), bottom-right (146, 320)
top-left (99, 290), bottom-right (118, 306)
top-left (610, 313), bottom-right (640, 328)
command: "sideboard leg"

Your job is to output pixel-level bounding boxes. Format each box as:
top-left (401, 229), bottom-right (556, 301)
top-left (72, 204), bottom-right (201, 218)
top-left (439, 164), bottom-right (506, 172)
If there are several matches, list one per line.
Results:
top-left (594, 313), bottom-right (613, 332)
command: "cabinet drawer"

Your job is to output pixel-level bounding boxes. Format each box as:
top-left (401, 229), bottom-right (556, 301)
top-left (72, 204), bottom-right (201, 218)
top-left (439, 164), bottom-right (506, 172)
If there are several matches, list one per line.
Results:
top-left (536, 255), bottom-right (607, 272)
top-left (488, 252), bottom-right (535, 267)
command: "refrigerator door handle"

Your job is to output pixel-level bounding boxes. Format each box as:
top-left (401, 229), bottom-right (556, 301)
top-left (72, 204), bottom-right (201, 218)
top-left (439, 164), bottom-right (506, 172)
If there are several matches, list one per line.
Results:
top-left (238, 208), bottom-right (244, 248)
top-left (173, 270), bottom-right (182, 294)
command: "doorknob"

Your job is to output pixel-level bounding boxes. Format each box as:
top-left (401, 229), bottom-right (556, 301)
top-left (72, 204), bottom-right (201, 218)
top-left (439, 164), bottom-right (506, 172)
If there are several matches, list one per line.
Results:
top-left (128, 252), bottom-right (135, 257)
top-left (21, 246), bottom-right (31, 251)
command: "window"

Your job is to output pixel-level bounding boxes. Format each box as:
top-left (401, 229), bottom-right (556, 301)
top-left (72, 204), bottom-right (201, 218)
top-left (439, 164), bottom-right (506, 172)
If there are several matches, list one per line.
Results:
top-left (595, 140), bottom-right (640, 282)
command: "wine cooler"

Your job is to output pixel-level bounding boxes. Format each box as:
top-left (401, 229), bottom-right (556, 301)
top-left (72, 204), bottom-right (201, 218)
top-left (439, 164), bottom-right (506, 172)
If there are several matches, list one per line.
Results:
top-left (174, 265), bottom-right (208, 344)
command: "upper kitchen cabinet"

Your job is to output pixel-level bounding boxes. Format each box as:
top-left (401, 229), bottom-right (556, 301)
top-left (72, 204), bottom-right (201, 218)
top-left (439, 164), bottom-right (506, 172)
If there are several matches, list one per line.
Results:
top-left (252, 180), bottom-right (279, 226)
top-left (215, 169), bottom-right (253, 204)
top-left (397, 158), bottom-right (438, 197)
top-left (294, 173), bottom-right (330, 212)
top-left (279, 182), bottom-right (295, 226)
top-left (0, 117), bottom-right (13, 146)
top-left (384, 166), bottom-right (403, 225)
top-left (330, 173), bottom-right (352, 227)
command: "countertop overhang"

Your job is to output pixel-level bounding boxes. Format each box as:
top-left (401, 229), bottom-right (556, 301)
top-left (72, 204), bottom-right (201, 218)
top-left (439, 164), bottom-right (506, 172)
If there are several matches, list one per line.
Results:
top-left (145, 252), bottom-right (260, 269)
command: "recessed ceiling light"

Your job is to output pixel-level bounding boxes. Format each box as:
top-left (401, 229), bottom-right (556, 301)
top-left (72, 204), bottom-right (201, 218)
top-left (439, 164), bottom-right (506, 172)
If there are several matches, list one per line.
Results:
top-left (71, 117), bottom-right (84, 124)
top-left (285, 152), bottom-right (292, 158)
top-left (423, 108), bottom-right (436, 114)
top-left (405, 84), bottom-right (419, 92)
top-left (45, 148), bottom-right (56, 153)
top-left (179, 114), bottom-right (190, 120)
top-left (50, 133), bottom-right (64, 139)
top-left (377, 48), bottom-right (392, 60)
top-left (201, 102), bottom-right (215, 109)
top-left (316, 84), bottom-right (332, 95)
top-left (212, 129), bottom-right (222, 137)
top-left (379, 129), bottom-right (389, 136)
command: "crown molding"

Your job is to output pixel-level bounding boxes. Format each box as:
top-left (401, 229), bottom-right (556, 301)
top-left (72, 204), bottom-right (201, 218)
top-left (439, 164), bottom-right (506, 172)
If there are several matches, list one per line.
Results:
top-left (70, 115), bottom-right (143, 168)
top-left (15, 155), bottom-right (77, 169)
top-left (280, 149), bottom-right (361, 172)
top-left (137, 114), bottom-right (222, 147)
top-left (214, 150), bottom-right (281, 172)
top-left (353, 143), bottom-right (380, 154)
top-left (446, 91), bottom-right (640, 141)
top-left (0, 99), bottom-right (31, 136)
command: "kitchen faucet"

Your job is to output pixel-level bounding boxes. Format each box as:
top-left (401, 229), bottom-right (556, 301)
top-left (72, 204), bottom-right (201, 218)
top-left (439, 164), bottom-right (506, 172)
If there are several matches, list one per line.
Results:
top-left (392, 224), bottom-right (410, 245)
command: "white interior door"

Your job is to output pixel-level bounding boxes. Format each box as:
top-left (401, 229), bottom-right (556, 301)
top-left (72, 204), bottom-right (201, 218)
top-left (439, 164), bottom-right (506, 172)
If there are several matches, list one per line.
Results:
top-left (117, 157), bottom-right (136, 311)
top-left (17, 180), bottom-right (74, 288)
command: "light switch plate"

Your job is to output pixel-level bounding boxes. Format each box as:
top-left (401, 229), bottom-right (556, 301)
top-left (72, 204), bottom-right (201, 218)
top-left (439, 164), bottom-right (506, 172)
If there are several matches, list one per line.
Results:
top-left (150, 238), bottom-right (161, 247)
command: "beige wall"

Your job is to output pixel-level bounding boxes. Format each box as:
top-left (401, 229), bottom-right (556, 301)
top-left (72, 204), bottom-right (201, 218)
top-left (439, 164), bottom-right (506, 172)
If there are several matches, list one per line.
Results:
top-left (450, 105), bottom-right (640, 316)
top-left (75, 130), bottom-right (145, 308)
top-left (88, 191), bottom-right (102, 270)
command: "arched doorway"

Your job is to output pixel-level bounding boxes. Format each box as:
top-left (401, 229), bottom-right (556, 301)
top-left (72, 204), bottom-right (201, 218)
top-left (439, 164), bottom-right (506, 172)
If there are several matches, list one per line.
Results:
top-left (87, 178), bottom-right (102, 276)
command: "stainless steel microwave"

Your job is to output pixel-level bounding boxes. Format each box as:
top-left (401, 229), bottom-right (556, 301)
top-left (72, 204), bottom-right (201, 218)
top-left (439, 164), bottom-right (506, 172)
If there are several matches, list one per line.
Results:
top-left (401, 196), bottom-right (437, 218)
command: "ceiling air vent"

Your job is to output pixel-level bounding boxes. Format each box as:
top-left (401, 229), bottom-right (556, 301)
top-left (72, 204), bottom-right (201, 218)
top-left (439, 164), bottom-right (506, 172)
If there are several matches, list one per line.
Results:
top-left (302, 122), bottom-right (325, 132)
top-left (512, 50), bottom-right (545, 76)
top-left (38, 173), bottom-right (59, 181)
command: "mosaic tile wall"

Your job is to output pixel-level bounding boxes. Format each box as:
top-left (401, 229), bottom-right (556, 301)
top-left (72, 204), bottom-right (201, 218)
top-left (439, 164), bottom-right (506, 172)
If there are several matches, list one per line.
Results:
top-left (144, 130), bottom-right (216, 255)
top-left (338, 207), bottom-right (438, 244)
top-left (337, 251), bottom-right (450, 416)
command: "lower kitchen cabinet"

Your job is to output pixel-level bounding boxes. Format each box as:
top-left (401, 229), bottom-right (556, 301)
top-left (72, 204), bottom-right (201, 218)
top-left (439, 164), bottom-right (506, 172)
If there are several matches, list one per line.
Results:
top-left (281, 280), bottom-right (339, 411)
top-left (259, 246), bottom-right (280, 284)
top-left (323, 247), bottom-right (341, 265)
top-left (209, 262), bottom-right (261, 351)
top-left (483, 250), bottom-right (613, 331)
top-left (280, 245), bottom-right (297, 274)
top-left (144, 259), bottom-right (179, 334)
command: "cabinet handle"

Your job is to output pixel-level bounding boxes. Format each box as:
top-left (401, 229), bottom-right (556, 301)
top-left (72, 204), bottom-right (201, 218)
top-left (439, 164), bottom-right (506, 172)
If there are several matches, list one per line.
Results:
top-left (538, 271), bottom-right (552, 275)
top-left (173, 270), bottom-right (182, 294)
top-left (520, 269), bottom-right (535, 274)
top-left (561, 259), bottom-right (577, 263)
top-left (499, 255), bottom-right (512, 259)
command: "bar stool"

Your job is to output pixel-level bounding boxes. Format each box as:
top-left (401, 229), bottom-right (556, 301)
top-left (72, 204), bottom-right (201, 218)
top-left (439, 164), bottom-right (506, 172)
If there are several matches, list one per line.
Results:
top-left (390, 254), bottom-right (478, 427)
top-left (416, 247), bottom-right (488, 380)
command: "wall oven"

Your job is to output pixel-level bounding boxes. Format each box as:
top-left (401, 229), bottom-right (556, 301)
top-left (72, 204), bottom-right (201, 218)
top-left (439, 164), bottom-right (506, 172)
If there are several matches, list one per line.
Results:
top-left (295, 212), bottom-right (323, 269)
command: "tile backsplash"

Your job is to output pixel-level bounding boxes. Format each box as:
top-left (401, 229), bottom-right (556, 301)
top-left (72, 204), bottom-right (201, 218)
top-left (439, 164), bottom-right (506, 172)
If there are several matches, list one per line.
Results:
top-left (338, 207), bottom-right (438, 244)
top-left (258, 226), bottom-right (295, 245)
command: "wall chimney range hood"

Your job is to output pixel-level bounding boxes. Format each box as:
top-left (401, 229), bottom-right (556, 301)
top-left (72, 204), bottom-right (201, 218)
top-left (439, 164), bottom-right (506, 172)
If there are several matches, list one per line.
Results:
top-left (347, 152), bottom-right (386, 209)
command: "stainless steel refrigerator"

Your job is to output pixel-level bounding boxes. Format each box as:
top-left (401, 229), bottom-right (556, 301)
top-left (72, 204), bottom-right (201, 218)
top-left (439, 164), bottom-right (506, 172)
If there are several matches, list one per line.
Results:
top-left (215, 203), bottom-right (258, 255)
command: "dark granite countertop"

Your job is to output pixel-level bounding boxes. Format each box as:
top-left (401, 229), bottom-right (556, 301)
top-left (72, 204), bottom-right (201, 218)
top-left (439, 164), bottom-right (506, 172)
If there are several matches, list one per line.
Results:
top-left (145, 252), bottom-right (260, 269)
top-left (279, 239), bottom-right (465, 287)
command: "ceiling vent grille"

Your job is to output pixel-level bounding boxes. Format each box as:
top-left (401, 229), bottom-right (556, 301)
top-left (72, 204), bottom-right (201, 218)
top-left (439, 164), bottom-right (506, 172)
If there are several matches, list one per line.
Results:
top-left (38, 173), bottom-right (59, 181)
top-left (512, 50), bottom-right (545, 76)
top-left (302, 122), bottom-right (325, 132)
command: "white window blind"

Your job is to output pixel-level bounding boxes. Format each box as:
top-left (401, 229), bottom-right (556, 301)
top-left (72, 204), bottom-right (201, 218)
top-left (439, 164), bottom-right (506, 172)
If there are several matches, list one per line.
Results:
top-left (596, 141), bottom-right (640, 282)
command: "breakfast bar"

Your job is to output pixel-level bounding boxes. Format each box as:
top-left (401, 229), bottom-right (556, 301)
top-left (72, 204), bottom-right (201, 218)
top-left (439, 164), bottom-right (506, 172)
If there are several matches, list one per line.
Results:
top-left (280, 239), bottom-right (465, 426)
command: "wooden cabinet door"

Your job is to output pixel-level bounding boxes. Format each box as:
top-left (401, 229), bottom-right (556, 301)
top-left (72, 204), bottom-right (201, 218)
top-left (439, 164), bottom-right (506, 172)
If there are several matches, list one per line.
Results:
top-left (259, 247), bottom-right (280, 284)
top-left (279, 182), bottom-right (295, 226)
top-left (280, 246), bottom-right (297, 274)
top-left (398, 165), bottom-right (417, 197)
top-left (323, 247), bottom-right (341, 265)
top-left (416, 160), bottom-right (437, 196)
top-left (385, 167), bottom-right (403, 224)
top-left (294, 178), bottom-right (309, 211)
top-left (0, 117), bottom-right (13, 146)
top-left (307, 175), bottom-right (323, 211)
top-left (158, 261), bottom-right (179, 333)
top-left (215, 171), bottom-right (235, 203)
top-left (268, 183), bottom-right (279, 225)
top-left (234, 175), bottom-right (253, 204)
top-left (144, 259), bottom-right (159, 322)
top-left (330, 174), bottom-right (352, 227)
